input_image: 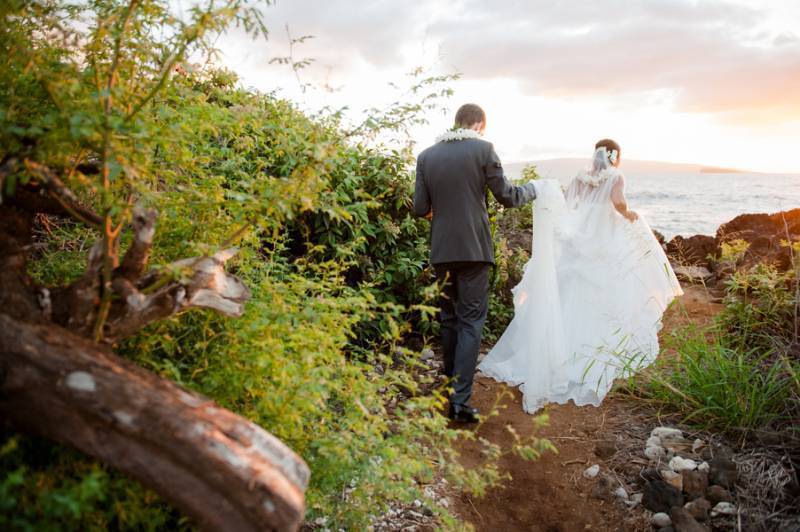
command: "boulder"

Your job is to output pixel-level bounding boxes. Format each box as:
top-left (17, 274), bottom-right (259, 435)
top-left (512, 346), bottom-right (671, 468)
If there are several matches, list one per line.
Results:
top-left (666, 235), bottom-right (717, 267)
top-left (716, 208), bottom-right (800, 271)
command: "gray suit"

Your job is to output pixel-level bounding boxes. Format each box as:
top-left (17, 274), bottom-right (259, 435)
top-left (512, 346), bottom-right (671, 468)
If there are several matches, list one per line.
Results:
top-left (413, 137), bottom-right (536, 407)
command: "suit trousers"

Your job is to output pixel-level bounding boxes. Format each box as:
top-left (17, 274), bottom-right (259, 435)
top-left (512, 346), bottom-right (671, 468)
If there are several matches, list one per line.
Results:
top-left (433, 261), bottom-right (490, 407)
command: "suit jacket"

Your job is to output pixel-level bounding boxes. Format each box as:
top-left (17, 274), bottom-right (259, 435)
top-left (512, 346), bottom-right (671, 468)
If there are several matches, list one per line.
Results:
top-left (413, 137), bottom-right (537, 264)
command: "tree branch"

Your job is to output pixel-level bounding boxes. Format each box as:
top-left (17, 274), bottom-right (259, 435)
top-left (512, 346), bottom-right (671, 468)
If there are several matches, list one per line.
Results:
top-left (0, 314), bottom-right (308, 531)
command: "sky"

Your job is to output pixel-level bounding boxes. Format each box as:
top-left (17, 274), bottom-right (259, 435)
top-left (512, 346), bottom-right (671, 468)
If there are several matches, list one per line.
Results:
top-left (210, 0), bottom-right (800, 173)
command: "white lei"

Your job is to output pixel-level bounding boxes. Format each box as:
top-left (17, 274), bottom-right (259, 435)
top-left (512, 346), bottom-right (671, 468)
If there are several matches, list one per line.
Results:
top-left (435, 128), bottom-right (481, 143)
top-left (576, 167), bottom-right (620, 186)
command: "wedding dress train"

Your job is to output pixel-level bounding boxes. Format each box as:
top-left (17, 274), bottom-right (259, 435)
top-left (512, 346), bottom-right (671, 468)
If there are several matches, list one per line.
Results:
top-left (478, 156), bottom-right (683, 413)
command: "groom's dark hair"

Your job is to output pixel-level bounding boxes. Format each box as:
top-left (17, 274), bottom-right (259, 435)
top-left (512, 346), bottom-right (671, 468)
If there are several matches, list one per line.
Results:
top-left (595, 138), bottom-right (621, 155)
top-left (455, 103), bottom-right (486, 128)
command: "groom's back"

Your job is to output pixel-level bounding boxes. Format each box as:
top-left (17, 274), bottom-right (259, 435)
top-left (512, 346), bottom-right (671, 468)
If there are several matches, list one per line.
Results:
top-left (416, 138), bottom-right (496, 264)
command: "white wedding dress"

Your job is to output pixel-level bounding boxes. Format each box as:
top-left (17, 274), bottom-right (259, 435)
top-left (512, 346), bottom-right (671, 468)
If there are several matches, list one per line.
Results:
top-left (478, 148), bottom-right (683, 413)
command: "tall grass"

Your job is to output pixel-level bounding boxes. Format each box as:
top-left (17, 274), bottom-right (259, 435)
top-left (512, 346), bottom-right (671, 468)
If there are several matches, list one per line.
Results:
top-left (624, 251), bottom-right (800, 440)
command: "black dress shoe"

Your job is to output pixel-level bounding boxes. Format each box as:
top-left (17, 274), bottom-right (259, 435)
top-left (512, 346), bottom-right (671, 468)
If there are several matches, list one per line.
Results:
top-left (448, 404), bottom-right (479, 423)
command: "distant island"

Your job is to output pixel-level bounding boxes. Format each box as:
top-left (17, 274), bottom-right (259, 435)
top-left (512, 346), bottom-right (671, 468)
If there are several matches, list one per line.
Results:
top-left (504, 158), bottom-right (755, 180)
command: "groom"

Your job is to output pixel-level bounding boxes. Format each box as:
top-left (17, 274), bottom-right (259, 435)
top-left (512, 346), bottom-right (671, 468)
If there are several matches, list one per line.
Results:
top-left (413, 103), bottom-right (537, 423)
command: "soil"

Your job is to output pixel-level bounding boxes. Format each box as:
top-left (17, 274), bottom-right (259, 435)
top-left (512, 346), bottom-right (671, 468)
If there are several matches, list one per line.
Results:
top-left (448, 284), bottom-right (723, 531)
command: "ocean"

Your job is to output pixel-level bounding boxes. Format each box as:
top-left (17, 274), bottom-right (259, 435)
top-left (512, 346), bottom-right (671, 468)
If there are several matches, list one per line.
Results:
top-left (506, 159), bottom-right (800, 240)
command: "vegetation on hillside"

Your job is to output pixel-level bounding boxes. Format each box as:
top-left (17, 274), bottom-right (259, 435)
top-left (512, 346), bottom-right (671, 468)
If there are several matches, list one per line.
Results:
top-left (0, 1), bottom-right (550, 529)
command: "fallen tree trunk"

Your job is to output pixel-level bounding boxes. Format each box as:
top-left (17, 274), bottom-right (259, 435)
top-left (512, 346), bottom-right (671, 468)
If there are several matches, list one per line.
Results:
top-left (0, 314), bottom-right (309, 531)
top-left (0, 158), bottom-right (310, 531)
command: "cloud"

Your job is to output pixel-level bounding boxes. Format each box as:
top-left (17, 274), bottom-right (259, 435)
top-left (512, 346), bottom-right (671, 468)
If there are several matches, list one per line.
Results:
top-left (428, 0), bottom-right (800, 120)
top-left (245, 0), bottom-right (800, 123)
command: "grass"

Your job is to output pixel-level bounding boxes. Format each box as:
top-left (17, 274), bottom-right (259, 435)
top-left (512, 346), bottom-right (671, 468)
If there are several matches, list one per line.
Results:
top-left (633, 325), bottom-right (795, 438)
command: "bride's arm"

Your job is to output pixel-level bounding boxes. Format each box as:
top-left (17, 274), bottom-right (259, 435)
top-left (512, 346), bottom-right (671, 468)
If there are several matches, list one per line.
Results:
top-left (610, 176), bottom-right (638, 222)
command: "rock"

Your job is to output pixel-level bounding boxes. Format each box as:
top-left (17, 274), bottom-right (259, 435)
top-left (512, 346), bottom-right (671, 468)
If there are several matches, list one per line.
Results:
top-left (652, 512), bottom-right (672, 528)
top-left (691, 439), bottom-right (705, 453)
top-left (672, 265), bottom-right (713, 283)
top-left (661, 470), bottom-right (683, 491)
top-left (625, 492), bottom-right (643, 507)
top-left (590, 474), bottom-right (614, 501)
top-left (641, 467), bottom-right (662, 482)
top-left (420, 348), bottom-right (435, 361)
top-left (652, 427), bottom-right (685, 444)
top-left (669, 456), bottom-right (698, 472)
top-left (682, 470), bottom-right (709, 500)
top-left (651, 512), bottom-right (672, 528)
top-left (670, 506), bottom-right (710, 532)
top-left (613, 486), bottom-right (628, 499)
top-left (643, 480), bottom-right (684, 513)
top-left (716, 209), bottom-right (800, 272)
top-left (646, 445), bottom-right (667, 461)
top-left (697, 462), bottom-right (709, 473)
top-left (710, 502), bottom-right (737, 517)
top-left (708, 456), bottom-right (737, 488)
top-left (594, 440), bottom-right (617, 459)
top-left (583, 464), bottom-right (600, 479)
top-left (666, 235), bottom-right (717, 267)
top-left (706, 485), bottom-right (734, 504)
top-left (684, 498), bottom-right (711, 521)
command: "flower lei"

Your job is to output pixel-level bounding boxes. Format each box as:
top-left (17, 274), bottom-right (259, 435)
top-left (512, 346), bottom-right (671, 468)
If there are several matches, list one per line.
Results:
top-left (435, 128), bottom-right (482, 143)
top-left (577, 167), bottom-right (619, 186)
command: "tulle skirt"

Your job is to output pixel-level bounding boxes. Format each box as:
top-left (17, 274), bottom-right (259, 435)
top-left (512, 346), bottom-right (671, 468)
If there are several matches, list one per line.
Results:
top-left (478, 180), bottom-right (683, 413)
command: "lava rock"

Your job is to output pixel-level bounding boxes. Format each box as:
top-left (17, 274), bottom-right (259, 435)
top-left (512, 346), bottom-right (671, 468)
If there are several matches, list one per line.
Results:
top-left (643, 480), bottom-right (684, 513)
top-left (706, 485), bottom-right (734, 504)
top-left (594, 440), bottom-right (617, 459)
top-left (682, 470), bottom-right (709, 500)
top-left (708, 456), bottom-right (737, 488)
top-left (670, 506), bottom-right (710, 532)
top-left (666, 235), bottom-right (717, 267)
top-left (684, 498), bottom-right (711, 521)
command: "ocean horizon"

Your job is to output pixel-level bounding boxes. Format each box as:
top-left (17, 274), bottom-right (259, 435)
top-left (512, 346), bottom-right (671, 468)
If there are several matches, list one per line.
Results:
top-left (506, 159), bottom-right (800, 240)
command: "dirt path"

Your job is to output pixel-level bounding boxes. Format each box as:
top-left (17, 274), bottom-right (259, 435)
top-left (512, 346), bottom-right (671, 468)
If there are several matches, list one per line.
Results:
top-left (449, 284), bottom-right (722, 531)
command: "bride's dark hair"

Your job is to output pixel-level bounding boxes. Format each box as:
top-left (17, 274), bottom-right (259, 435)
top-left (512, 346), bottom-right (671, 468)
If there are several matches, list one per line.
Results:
top-left (595, 138), bottom-right (621, 156)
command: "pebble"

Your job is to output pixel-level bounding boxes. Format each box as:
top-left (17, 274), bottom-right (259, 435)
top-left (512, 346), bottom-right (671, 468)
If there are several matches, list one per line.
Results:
top-left (697, 461), bottom-right (710, 473)
top-left (709, 456), bottom-right (737, 488)
top-left (682, 469), bottom-right (709, 500)
top-left (646, 436), bottom-right (663, 448)
top-left (643, 480), bottom-right (684, 513)
top-left (706, 485), bottom-right (734, 504)
top-left (669, 506), bottom-right (709, 532)
top-left (651, 512), bottom-right (672, 528)
top-left (420, 348), bottom-right (435, 361)
top-left (594, 440), bottom-right (617, 459)
top-left (684, 498), bottom-right (711, 521)
top-left (692, 439), bottom-right (705, 453)
top-left (651, 427), bottom-right (684, 444)
top-left (669, 456), bottom-right (698, 472)
top-left (613, 486), bottom-right (628, 499)
top-left (661, 470), bottom-right (683, 491)
top-left (645, 445), bottom-right (667, 460)
top-left (583, 464), bottom-right (600, 478)
top-left (710, 502), bottom-right (737, 517)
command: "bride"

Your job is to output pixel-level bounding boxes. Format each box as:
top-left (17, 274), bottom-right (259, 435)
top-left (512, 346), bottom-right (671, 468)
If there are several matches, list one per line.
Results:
top-left (478, 139), bottom-right (683, 413)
